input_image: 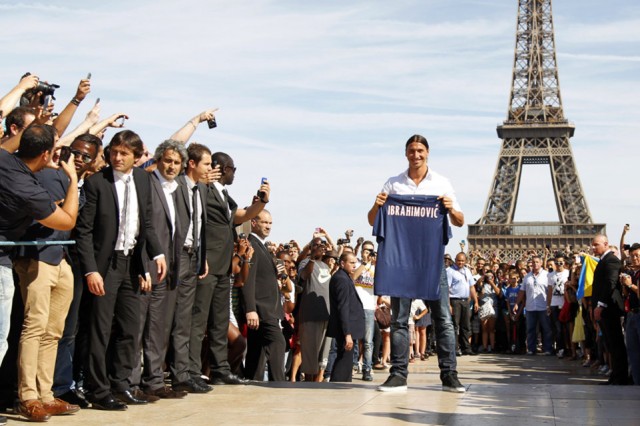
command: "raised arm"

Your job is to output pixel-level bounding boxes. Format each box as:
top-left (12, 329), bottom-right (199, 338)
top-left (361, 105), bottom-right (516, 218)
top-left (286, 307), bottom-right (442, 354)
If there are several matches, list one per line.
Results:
top-left (58, 102), bottom-right (101, 146)
top-left (170, 108), bottom-right (219, 143)
top-left (0, 74), bottom-right (39, 114)
top-left (52, 77), bottom-right (91, 137)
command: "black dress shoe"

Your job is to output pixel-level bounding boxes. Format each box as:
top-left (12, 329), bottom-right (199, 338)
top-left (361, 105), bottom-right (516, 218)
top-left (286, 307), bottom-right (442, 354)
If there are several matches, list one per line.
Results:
top-left (113, 389), bottom-right (148, 405)
top-left (192, 375), bottom-right (210, 387)
top-left (58, 389), bottom-right (89, 409)
top-left (87, 394), bottom-right (127, 411)
top-left (173, 378), bottom-right (212, 394)
top-left (211, 373), bottom-right (248, 385)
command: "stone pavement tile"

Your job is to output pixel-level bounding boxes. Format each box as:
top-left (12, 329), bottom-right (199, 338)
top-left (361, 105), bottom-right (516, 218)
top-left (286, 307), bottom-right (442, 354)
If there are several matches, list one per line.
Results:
top-left (554, 420), bottom-right (610, 426)
top-left (552, 398), bottom-right (601, 408)
top-left (548, 384), bottom-right (640, 400)
top-left (597, 399), bottom-right (640, 408)
top-left (459, 394), bottom-right (553, 408)
top-left (446, 413), bottom-right (555, 426)
top-left (553, 406), bottom-right (640, 420)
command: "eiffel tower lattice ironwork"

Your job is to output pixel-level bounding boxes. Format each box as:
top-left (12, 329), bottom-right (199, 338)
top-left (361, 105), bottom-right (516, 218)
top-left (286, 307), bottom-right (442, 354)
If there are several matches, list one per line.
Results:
top-left (467, 0), bottom-right (605, 260)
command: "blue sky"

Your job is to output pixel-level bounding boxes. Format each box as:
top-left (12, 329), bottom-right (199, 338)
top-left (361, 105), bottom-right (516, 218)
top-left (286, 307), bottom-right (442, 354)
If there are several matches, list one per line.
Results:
top-left (2, 0), bottom-right (639, 253)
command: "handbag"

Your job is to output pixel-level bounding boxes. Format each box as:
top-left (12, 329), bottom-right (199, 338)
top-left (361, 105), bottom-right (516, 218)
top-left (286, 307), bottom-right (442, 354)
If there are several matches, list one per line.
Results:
top-left (478, 299), bottom-right (496, 320)
top-left (375, 305), bottom-right (391, 329)
top-left (558, 302), bottom-right (571, 323)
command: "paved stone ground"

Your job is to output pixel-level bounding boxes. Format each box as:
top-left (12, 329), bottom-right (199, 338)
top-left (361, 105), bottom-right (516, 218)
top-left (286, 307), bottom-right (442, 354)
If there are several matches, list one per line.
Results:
top-left (3, 352), bottom-right (638, 425)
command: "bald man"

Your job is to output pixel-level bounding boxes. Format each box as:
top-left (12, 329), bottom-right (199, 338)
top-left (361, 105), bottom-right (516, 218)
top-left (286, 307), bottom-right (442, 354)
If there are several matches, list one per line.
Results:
top-left (591, 235), bottom-right (628, 385)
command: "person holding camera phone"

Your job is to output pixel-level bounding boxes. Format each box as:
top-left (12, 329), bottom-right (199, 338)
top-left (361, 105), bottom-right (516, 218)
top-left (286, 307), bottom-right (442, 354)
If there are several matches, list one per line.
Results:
top-left (297, 230), bottom-right (334, 382)
top-left (1, 125), bottom-right (80, 421)
top-left (620, 243), bottom-right (640, 385)
top-left (189, 152), bottom-right (269, 387)
top-left (352, 240), bottom-right (377, 381)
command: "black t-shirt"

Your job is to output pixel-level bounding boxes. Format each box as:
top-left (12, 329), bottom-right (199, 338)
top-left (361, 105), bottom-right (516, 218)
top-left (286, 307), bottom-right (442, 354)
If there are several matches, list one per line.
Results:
top-left (0, 150), bottom-right (56, 266)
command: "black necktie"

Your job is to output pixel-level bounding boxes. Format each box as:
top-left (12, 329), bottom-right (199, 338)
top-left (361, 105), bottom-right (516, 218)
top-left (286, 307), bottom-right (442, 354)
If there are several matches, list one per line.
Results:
top-left (122, 176), bottom-right (132, 254)
top-left (192, 185), bottom-right (199, 252)
top-left (222, 188), bottom-right (230, 219)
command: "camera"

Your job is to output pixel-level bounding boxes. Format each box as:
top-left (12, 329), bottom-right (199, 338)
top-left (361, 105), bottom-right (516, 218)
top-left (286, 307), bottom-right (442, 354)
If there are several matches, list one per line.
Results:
top-left (275, 259), bottom-right (288, 281)
top-left (20, 72), bottom-right (60, 106)
top-left (58, 146), bottom-right (71, 165)
top-left (207, 117), bottom-right (217, 129)
top-left (283, 244), bottom-right (290, 250)
top-left (370, 251), bottom-right (377, 258)
top-left (239, 233), bottom-right (246, 240)
top-left (337, 238), bottom-right (350, 245)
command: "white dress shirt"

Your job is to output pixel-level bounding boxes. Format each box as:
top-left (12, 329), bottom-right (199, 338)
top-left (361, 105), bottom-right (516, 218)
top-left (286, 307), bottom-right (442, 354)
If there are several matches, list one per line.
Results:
top-left (114, 170), bottom-right (139, 254)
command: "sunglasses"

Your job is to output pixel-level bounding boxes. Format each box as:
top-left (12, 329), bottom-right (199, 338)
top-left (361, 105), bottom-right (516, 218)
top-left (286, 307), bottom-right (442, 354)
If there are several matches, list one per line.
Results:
top-left (71, 149), bottom-right (93, 164)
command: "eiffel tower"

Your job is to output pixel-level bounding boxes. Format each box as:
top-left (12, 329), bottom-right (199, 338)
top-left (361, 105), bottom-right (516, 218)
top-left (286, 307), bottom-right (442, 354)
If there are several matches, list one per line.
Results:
top-left (467, 0), bottom-right (605, 260)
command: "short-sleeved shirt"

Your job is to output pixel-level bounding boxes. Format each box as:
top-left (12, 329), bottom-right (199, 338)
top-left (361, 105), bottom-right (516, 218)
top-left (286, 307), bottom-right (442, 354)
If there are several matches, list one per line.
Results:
top-left (548, 269), bottom-right (569, 308)
top-left (355, 260), bottom-right (376, 310)
top-left (505, 285), bottom-right (520, 309)
top-left (447, 265), bottom-right (475, 299)
top-left (0, 150), bottom-right (56, 266)
top-left (521, 270), bottom-right (550, 312)
top-left (298, 258), bottom-right (331, 322)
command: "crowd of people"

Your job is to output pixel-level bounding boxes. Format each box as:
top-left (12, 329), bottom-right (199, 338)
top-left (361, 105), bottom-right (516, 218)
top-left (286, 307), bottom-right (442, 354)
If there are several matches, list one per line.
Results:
top-left (0, 73), bottom-right (638, 425)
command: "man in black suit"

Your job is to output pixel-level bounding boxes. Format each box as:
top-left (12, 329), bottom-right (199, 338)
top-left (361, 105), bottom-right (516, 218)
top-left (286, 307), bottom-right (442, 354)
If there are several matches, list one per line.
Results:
top-left (188, 152), bottom-right (270, 386)
top-left (76, 130), bottom-right (166, 410)
top-left (169, 143), bottom-right (211, 394)
top-left (242, 209), bottom-right (287, 381)
top-left (328, 253), bottom-right (365, 382)
top-left (591, 234), bottom-right (628, 385)
top-left (130, 140), bottom-right (187, 400)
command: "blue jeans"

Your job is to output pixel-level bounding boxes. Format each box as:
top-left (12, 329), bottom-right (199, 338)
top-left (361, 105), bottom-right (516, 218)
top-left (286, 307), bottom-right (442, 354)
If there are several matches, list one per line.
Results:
top-left (389, 267), bottom-right (456, 380)
top-left (361, 309), bottom-right (374, 372)
top-left (625, 311), bottom-right (640, 386)
top-left (526, 310), bottom-right (553, 353)
top-left (0, 265), bottom-right (15, 366)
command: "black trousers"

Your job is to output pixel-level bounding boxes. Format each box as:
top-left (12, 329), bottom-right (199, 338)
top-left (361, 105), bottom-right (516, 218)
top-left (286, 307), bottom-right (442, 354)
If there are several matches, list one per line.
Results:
top-left (245, 318), bottom-right (286, 381)
top-left (86, 252), bottom-right (140, 400)
top-left (189, 272), bottom-right (231, 378)
top-left (451, 298), bottom-right (471, 352)
top-left (600, 309), bottom-right (628, 384)
top-left (330, 335), bottom-right (354, 382)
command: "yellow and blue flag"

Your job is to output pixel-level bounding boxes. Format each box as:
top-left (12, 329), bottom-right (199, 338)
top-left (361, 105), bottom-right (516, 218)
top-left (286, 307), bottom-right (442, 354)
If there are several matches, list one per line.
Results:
top-left (577, 255), bottom-right (599, 300)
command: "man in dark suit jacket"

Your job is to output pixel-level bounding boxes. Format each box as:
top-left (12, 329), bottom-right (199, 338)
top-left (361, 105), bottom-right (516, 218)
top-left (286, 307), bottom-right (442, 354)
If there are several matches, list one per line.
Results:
top-left (76, 131), bottom-right (166, 410)
top-left (169, 144), bottom-right (211, 394)
top-left (189, 152), bottom-right (270, 386)
top-left (591, 234), bottom-right (628, 385)
top-left (130, 140), bottom-right (187, 400)
top-left (242, 209), bottom-right (287, 381)
top-left (328, 253), bottom-right (365, 382)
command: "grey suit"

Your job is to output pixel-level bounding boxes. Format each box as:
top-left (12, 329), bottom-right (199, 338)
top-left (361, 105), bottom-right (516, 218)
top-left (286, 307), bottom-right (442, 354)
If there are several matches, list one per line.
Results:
top-left (131, 171), bottom-right (182, 391)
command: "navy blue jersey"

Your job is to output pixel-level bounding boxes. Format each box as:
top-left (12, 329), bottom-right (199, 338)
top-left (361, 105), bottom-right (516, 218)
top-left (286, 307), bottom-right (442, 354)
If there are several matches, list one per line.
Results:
top-left (373, 194), bottom-right (451, 300)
